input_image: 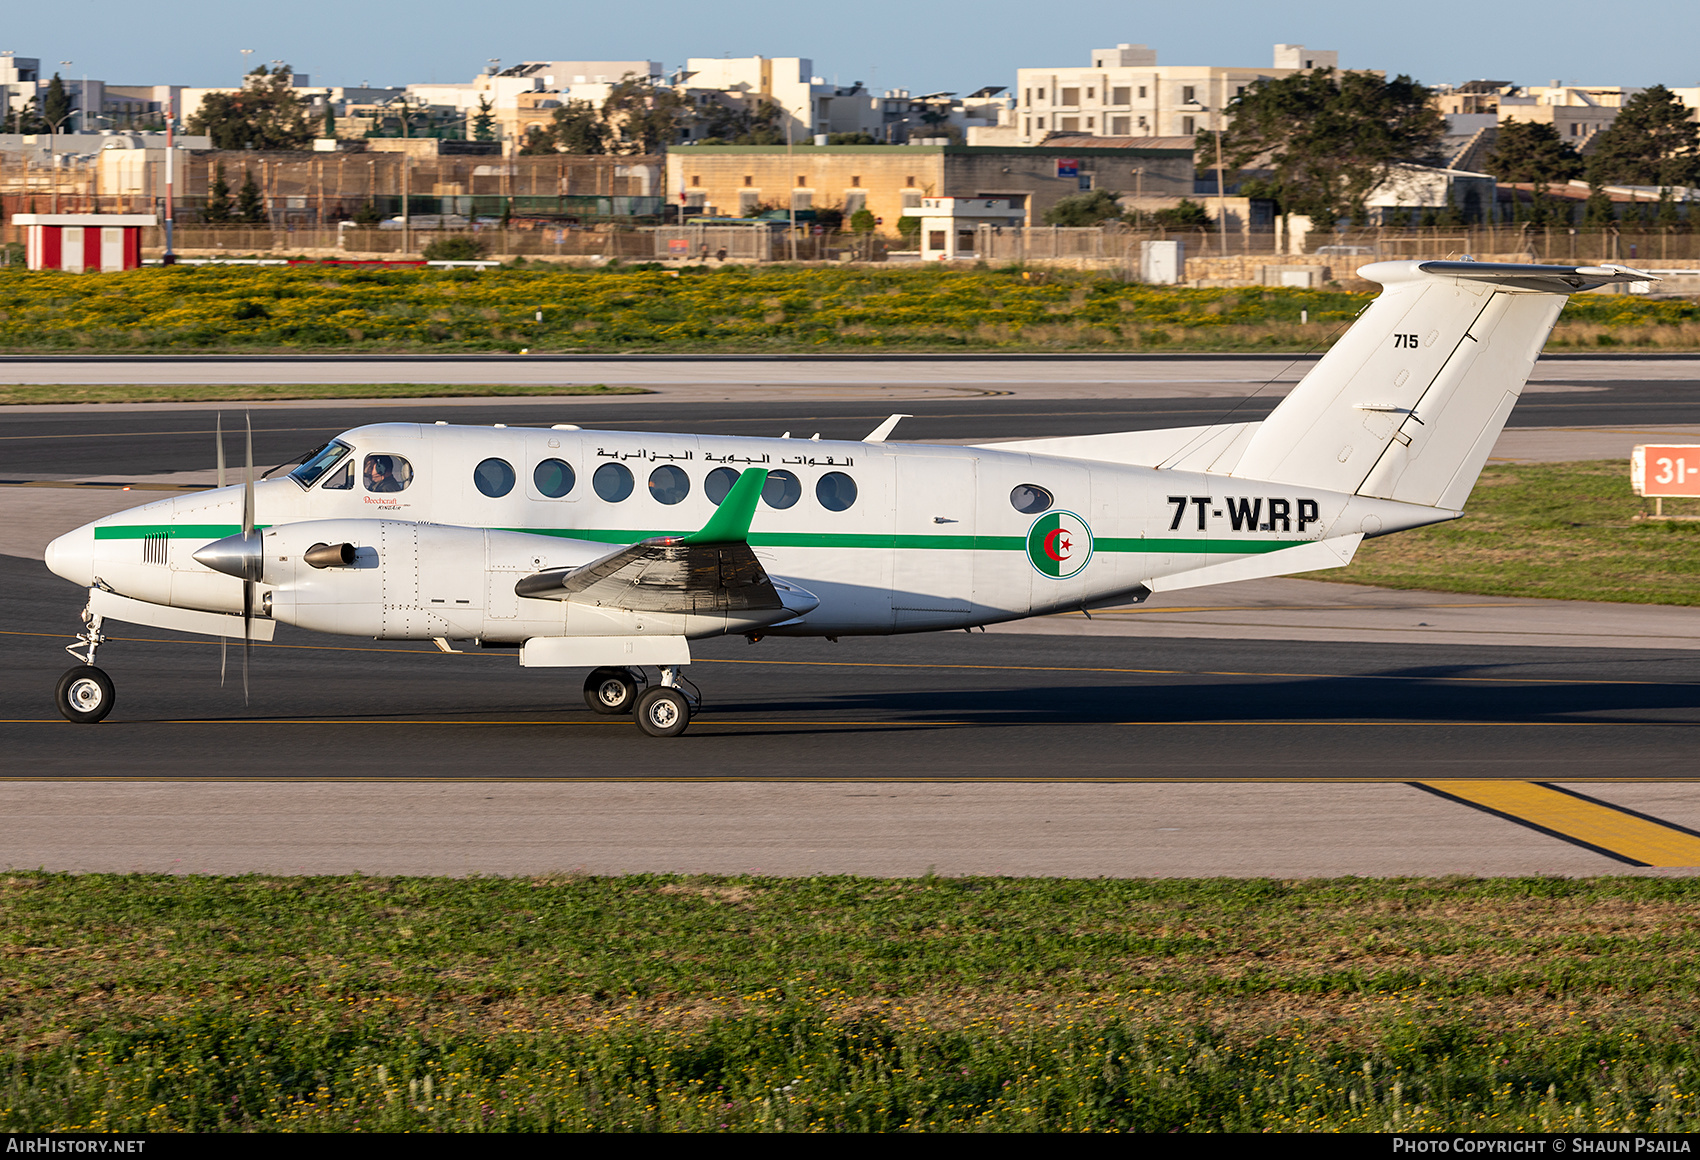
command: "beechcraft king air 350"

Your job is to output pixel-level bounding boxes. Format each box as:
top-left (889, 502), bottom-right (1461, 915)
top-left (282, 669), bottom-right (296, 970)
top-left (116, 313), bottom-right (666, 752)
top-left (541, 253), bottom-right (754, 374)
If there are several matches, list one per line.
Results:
top-left (43, 260), bottom-right (1652, 735)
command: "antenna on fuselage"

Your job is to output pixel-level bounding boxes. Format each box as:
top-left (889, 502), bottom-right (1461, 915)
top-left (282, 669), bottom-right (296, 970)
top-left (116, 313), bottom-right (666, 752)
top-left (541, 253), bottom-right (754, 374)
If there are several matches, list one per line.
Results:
top-left (864, 414), bottom-right (911, 443)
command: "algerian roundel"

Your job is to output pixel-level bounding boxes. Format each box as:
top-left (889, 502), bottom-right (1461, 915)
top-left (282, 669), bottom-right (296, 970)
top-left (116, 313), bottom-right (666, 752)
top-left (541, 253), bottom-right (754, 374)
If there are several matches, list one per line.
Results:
top-left (1026, 510), bottom-right (1093, 579)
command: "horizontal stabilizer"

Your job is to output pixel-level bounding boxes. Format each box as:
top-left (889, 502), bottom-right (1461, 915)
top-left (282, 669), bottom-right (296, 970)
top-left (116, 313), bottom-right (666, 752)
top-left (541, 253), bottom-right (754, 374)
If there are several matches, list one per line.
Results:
top-left (1413, 260), bottom-right (1655, 293)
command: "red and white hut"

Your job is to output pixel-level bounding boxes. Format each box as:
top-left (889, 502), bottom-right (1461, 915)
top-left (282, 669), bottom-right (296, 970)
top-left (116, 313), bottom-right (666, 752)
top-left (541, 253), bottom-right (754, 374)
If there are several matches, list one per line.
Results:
top-left (12, 214), bottom-right (158, 272)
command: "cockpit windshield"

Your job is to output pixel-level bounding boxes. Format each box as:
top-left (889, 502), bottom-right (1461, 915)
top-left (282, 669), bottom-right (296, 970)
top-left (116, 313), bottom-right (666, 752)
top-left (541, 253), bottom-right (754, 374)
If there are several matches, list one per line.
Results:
top-left (288, 440), bottom-right (352, 489)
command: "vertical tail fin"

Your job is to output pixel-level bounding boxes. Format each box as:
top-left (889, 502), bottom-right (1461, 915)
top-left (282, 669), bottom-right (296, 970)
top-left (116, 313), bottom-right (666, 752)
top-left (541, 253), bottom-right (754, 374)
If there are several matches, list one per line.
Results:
top-left (1233, 261), bottom-right (1651, 509)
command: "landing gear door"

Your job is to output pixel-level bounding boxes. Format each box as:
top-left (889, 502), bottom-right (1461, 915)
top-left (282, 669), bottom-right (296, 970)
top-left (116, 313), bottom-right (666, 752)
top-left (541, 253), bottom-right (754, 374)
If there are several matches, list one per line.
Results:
top-left (892, 454), bottom-right (977, 629)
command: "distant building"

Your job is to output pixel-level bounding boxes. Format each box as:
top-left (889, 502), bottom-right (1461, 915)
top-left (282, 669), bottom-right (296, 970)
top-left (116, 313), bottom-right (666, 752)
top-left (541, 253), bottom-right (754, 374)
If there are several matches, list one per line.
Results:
top-left (1432, 81), bottom-right (1631, 150)
top-left (665, 141), bottom-right (1194, 227)
top-left (1013, 41), bottom-right (1341, 144)
top-left (673, 58), bottom-right (885, 144)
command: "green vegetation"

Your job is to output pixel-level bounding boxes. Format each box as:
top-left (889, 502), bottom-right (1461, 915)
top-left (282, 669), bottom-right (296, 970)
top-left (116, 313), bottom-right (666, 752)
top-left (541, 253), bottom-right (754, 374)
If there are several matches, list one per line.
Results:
top-left (0, 382), bottom-right (642, 406)
top-left (3, 873), bottom-right (1700, 1131)
top-left (1329, 460), bottom-right (1700, 605)
top-left (421, 235), bottom-right (491, 262)
top-left (0, 265), bottom-right (1693, 354)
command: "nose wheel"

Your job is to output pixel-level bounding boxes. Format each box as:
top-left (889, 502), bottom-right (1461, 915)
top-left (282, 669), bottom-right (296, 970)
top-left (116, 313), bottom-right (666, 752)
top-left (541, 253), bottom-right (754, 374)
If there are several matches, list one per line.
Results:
top-left (55, 665), bottom-right (115, 724)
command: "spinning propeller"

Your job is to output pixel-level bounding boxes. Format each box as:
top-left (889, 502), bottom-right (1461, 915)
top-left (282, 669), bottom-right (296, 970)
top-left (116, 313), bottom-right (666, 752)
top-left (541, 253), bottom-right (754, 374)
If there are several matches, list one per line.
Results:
top-left (194, 413), bottom-right (260, 703)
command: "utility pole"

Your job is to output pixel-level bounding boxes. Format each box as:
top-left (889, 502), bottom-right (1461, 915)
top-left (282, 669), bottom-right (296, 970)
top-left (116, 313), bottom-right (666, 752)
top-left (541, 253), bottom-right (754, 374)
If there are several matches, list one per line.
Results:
top-left (1215, 126), bottom-right (1229, 257)
top-left (163, 98), bottom-right (177, 263)
top-left (786, 118), bottom-right (797, 262)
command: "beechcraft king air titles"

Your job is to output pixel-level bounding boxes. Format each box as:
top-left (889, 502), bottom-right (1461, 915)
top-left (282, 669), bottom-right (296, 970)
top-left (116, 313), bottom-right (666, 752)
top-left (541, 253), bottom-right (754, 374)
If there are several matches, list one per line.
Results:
top-left (43, 260), bottom-right (1652, 736)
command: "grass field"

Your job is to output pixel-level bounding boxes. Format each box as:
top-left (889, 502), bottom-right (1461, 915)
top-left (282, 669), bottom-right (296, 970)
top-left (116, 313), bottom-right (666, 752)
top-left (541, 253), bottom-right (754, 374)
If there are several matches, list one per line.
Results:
top-left (3, 873), bottom-right (1699, 1132)
top-left (0, 382), bottom-right (644, 406)
top-left (1327, 460), bottom-right (1700, 606)
top-left (1, 263), bottom-right (1695, 354)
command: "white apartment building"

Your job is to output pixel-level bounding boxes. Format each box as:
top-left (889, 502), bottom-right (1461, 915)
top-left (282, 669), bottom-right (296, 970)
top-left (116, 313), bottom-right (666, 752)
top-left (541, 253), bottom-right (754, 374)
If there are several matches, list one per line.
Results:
top-left (675, 57), bottom-right (884, 143)
top-left (1435, 82), bottom-right (1641, 147)
top-left (1013, 41), bottom-right (1339, 143)
top-left (407, 60), bottom-right (661, 142)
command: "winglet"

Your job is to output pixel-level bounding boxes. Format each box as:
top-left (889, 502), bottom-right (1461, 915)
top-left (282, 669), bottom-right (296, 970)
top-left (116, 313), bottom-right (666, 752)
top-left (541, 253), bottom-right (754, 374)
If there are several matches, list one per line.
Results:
top-left (681, 468), bottom-right (768, 545)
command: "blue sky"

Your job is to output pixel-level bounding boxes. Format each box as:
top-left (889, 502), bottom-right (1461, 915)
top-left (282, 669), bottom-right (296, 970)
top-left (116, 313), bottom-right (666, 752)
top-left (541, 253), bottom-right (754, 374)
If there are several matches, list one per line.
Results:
top-left (9, 2), bottom-right (1697, 95)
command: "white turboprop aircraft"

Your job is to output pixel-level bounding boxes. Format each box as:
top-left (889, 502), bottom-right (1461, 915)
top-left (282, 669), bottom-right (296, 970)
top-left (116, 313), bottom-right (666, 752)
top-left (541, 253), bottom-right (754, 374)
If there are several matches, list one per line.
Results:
top-left (44, 260), bottom-right (1650, 735)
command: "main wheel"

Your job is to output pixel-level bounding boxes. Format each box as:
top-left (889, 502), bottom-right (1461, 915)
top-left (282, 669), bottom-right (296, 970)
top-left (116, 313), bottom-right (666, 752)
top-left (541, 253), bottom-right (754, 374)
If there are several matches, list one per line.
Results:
top-left (55, 665), bottom-right (114, 724)
top-left (584, 666), bottom-right (639, 715)
top-left (634, 686), bottom-right (691, 738)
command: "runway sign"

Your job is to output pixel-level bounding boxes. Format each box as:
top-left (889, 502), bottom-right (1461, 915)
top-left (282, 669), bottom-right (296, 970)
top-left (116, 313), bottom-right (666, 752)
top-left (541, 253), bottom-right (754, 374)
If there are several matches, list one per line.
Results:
top-left (1631, 445), bottom-right (1700, 497)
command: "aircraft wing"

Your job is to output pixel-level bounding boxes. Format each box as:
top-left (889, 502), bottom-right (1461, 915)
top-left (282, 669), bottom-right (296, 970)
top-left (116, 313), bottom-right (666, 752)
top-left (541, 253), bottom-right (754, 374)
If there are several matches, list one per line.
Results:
top-left (512, 468), bottom-right (789, 613)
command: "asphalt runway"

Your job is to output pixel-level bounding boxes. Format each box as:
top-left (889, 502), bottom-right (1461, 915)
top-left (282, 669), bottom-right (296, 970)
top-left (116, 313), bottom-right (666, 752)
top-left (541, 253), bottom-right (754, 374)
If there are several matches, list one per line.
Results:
top-left (6, 554), bottom-right (1698, 782)
top-left (4, 381), bottom-right (1700, 479)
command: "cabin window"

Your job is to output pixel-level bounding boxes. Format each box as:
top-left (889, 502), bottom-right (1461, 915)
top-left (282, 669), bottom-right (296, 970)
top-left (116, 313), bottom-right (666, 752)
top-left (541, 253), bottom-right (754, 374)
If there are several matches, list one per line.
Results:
top-left (289, 440), bottom-right (351, 488)
top-left (534, 458), bottom-right (576, 498)
top-left (762, 470), bottom-right (801, 510)
top-left (816, 472), bottom-right (857, 512)
top-left (474, 457), bottom-right (516, 498)
top-left (1010, 484), bottom-right (1054, 514)
top-left (593, 462), bottom-right (634, 502)
top-left (648, 464), bottom-right (690, 505)
top-left (704, 466), bottom-right (739, 505)
top-left (321, 461), bottom-right (354, 490)
top-left (363, 454), bottom-right (413, 493)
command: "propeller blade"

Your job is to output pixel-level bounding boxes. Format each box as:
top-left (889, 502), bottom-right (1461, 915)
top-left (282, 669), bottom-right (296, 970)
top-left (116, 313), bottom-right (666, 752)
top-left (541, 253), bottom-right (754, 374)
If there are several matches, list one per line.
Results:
top-left (242, 412), bottom-right (255, 539)
top-left (241, 411), bottom-right (254, 705)
top-left (242, 577), bottom-right (251, 706)
top-left (216, 413), bottom-right (226, 490)
top-left (220, 635), bottom-right (227, 688)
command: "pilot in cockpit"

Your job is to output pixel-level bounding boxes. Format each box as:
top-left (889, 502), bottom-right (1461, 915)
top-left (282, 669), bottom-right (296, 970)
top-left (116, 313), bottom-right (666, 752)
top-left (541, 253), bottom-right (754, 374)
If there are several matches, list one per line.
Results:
top-left (364, 454), bottom-right (405, 493)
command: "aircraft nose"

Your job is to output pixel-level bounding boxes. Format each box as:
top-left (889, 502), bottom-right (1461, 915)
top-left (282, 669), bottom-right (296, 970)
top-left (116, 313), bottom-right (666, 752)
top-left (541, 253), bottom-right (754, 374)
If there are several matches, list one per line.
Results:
top-left (44, 523), bottom-right (95, 588)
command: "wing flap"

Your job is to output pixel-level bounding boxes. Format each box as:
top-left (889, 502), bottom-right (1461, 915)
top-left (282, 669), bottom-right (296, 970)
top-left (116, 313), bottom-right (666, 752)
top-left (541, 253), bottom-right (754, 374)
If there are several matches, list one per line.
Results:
top-left (515, 539), bottom-right (785, 613)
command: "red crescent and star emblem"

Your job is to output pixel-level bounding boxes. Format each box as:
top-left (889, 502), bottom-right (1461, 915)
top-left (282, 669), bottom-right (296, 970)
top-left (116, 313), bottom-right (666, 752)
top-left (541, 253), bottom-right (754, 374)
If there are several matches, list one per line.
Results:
top-left (1043, 528), bottom-right (1073, 562)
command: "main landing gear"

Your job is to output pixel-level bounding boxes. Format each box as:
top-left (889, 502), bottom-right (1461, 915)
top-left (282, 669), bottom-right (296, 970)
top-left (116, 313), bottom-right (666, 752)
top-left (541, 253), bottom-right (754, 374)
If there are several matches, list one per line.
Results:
top-left (56, 602), bottom-right (114, 724)
top-left (583, 665), bottom-right (701, 737)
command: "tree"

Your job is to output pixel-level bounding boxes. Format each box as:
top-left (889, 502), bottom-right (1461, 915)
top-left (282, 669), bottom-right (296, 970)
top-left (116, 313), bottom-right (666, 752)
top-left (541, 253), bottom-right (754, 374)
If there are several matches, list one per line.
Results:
top-left (1215, 69), bottom-right (1445, 224)
top-left (602, 74), bottom-right (690, 154)
top-left (186, 65), bottom-right (313, 151)
top-left (322, 100), bottom-right (336, 140)
top-left (202, 165), bottom-right (234, 224)
top-left (849, 208), bottom-right (877, 232)
top-left (530, 100), bottom-right (609, 154)
top-left (1152, 198), bottom-right (1214, 229)
top-left (2, 96), bottom-right (46, 134)
top-left (471, 95), bottom-right (496, 142)
top-left (1043, 189), bottom-right (1126, 226)
top-left (1586, 85), bottom-right (1700, 188)
top-left (695, 99), bottom-right (782, 145)
top-left (1484, 120), bottom-right (1584, 185)
top-left (1583, 185), bottom-right (1617, 226)
top-left (42, 74), bottom-right (75, 132)
top-left (236, 172), bottom-right (267, 224)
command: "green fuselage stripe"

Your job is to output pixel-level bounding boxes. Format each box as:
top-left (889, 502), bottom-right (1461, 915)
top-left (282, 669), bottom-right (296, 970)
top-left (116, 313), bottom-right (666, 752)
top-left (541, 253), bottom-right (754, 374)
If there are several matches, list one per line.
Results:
top-left (96, 522), bottom-right (1304, 556)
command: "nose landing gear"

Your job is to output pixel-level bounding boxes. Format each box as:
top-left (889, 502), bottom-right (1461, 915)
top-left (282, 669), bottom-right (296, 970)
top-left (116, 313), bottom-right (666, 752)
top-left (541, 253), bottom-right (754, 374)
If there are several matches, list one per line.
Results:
top-left (56, 601), bottom-right (114, 723)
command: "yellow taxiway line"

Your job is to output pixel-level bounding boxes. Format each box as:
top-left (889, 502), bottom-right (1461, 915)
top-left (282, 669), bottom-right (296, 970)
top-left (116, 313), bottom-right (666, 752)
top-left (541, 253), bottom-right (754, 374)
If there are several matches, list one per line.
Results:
top-left (1414, 780), bottom-right (1700, 867)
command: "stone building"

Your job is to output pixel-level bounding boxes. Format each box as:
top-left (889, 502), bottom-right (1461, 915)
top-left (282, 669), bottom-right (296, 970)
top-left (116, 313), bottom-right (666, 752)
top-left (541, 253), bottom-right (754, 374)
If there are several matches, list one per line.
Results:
top-left (665, 141), bottom-right (1194, 227)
